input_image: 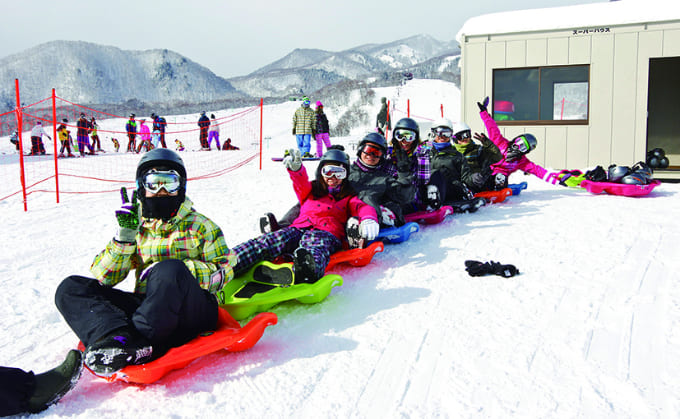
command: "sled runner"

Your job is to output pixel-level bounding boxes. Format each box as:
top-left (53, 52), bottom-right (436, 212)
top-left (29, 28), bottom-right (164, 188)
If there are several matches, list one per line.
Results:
top-left (474, 188), bottom-right (513, 204)
top-left (79, 308), bottom-right (277, 383)
top-left (580, 179), bottom-right (661, 197)
top-left (217, 261), bottom-right (343, 320)
top-left (375, 222), bottom-right (420, 244)
top-left (271, 156), bottom-right (320, 162)
top-left (326, 241), bottom-right (384, 271)
top-left (508, 182), bottom-right (528, 195)
top-left (403, 205), bottom-right (454, 225)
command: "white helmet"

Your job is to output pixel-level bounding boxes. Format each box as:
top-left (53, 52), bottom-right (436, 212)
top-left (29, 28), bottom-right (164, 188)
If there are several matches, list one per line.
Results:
top-left (431, 117), bottom-right (453, 130)
top-left (453, 122), bottom-right (472, 143)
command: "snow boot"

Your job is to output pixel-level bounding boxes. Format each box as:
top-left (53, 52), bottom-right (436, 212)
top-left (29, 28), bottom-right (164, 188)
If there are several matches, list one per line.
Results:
top-left (259, 212), bottom-right (280, 234)
top-left (27, 349), bottom-right (83, 413)
top-left (84, 328), bottom-right (154, 376)
top-left (293, 248), bottom-right (319, 283)
top-left (345, 217), bottom-right (365, 249)
top-left (450, 197), bottom-right (486, 213)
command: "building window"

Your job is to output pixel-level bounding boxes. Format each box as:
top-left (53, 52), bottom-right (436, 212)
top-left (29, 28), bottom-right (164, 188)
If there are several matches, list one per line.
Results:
top-left (492, 65), bottom-right (589, 124)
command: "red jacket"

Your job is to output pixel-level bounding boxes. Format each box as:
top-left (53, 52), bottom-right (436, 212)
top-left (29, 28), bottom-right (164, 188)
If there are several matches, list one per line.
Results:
top-left (288, 165), bottom-right (378, 239)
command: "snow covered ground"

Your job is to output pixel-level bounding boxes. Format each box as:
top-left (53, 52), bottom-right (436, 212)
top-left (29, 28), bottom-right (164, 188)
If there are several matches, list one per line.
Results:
top-left (1, 80), bottom-right (679, 418)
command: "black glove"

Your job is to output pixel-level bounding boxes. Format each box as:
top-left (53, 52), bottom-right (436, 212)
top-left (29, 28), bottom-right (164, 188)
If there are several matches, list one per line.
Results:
top-left (477, 96), bottom-right (490, 113)
top-left (465, 260), bottom-right (519, 278)
top-left (395, 148), bottom-right (411, 173)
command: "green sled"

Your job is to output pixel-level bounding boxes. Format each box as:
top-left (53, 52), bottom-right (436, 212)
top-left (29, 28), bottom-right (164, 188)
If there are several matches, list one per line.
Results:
top-left (216, 261), bottom-right (343, 320)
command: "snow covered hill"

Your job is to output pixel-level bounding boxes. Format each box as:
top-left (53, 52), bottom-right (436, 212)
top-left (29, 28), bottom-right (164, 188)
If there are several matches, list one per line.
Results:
top-left (1, 79), bottom-right (678, 418)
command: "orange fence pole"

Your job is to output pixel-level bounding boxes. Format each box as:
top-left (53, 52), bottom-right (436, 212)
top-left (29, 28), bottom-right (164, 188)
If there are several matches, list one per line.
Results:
top-left (52, 88), bottom-right (60, 203)
top-left (259, 98), bottom-right (263, 170)
top-left (15, 79), bottom-right (28, 211)
top-left (385, 100), bottom-right (390, 140)
top-left (407, 99), bottom-right (410, 118)
top-left (441, 104), bottom-right (444, 117)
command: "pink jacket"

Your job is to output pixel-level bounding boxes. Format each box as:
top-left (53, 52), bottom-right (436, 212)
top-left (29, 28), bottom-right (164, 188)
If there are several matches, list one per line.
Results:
top-left (480, 110), bottom-right (548, 180)
top-left (139, 122), bottom-right (151, 142)
top-left (288, 165), bottom-right (378, 239)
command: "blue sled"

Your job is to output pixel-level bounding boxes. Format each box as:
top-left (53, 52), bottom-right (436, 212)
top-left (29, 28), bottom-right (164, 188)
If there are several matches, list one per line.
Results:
top-left (375, 222), bottom-right (420, 244)
top-left (508, 182), bottom-right (528, 196)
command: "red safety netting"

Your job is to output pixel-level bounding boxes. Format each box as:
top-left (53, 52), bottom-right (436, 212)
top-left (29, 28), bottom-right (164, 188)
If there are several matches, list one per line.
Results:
top-left (1, 88), bottom-right (262, 210)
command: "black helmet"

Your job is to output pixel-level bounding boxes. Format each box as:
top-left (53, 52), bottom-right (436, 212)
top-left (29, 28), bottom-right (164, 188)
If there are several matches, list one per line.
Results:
top-left (621, 173), bottom-right (646, 185)
top-left (136, 149), bottom-right (187, 219)
top-left (392, 118), bottom-right (420, 142)
top-left (357, 132), bottom-right (387, 159)
top-left (607, 164), bottom-right (631, 183)
top-left (631, 161), bottom-right (653, 182)
top-left (659, 157), bottom-right (669, 169)
top-left (316, 148), bottom-right (350, 180)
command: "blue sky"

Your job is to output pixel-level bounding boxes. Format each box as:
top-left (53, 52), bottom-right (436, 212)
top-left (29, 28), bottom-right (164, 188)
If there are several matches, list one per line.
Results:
top-left (2, 0), bottom-right (604, 79)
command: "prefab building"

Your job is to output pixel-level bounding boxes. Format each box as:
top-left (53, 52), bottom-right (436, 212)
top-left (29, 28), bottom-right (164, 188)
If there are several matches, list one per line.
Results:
top-left (456, 1), bottom-right (680, 176)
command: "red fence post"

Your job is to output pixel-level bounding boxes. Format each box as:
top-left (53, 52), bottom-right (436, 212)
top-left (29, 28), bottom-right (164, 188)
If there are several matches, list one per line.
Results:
top-left (15, 79), bottom-right (28, 212)
top-left (259, 98), bottom-right (263, 170)
top-left (441, 104), bottom-right (444, 117)
top-left (385, 100), bottom-right (390, 140)
top-left (407, 99), bottom-right (410, 118)
top-left (52, 88), bottom-right (60, 203)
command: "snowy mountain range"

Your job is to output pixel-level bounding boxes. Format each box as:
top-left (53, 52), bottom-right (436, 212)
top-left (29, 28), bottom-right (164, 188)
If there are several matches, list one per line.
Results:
top-left (0, 35), bottom-right (459, 112)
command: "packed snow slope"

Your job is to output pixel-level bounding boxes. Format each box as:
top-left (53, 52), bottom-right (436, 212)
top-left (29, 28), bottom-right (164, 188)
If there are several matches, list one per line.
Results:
top-left (1, 80), bottom-right (679, 418)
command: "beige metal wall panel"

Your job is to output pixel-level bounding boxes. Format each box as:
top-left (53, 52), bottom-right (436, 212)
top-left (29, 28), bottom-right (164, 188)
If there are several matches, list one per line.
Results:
top-left (547, 38), bottom-right (569, 65)
top-left (506, 40), bottom-right (527, 68)
top-left (544, 126), bottom-right (568, 169)
top-left (569, 36), bottom-right (592, 64)
top-left (527, 39), bottom-right (548, 66)
top-left (486, 42), bottom-right (507, 70)
top-left (461, 42), bottom-right (488, 134)
top-left (588, 35), bottom-right (615, 165)
top-left (565, 125), bottom-right (590, 168)
top-left (662, 29), bottom-right (680, 56)
top-left (611, 32), bottom-right (638, 164)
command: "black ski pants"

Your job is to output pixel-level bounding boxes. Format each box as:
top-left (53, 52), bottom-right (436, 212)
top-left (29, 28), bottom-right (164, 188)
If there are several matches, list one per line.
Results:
top-left (0, 367), bottom-right (34, 416)
top-left (55, 259), bottom-right (218, 350)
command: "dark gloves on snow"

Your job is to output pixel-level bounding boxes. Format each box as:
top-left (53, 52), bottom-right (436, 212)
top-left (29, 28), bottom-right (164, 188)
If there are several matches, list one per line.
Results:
top-left (477, 97), bottom-right (490, 113)
top-left (465, 260), bottom-right (519, 278)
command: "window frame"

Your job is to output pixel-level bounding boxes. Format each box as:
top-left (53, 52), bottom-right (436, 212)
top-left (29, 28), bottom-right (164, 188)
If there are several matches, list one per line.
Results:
top-left (492, 64), bottom-right (590, 126)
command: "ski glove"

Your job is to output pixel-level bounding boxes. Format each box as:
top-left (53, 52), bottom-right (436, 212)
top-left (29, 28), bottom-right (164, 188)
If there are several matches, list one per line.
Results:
top-left (359, 218), bottom-right (380, 241)
top-left (465, 260), bottom-right (519, 278)
top-left (283, 148), bottom-right (302, 171)
top-left (394, 148), bottom-right (411, 173)
top-left (477, 96), bottom-right (490, 113)
top-left (115, 187), bottom-right (140, 243)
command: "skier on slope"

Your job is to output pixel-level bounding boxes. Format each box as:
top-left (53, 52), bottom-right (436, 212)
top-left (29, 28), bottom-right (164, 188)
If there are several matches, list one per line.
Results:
top-left (233, 148), bottom-right (379, 284)
top-left (29, 121), bottom-right (51, 155)
top-left (55, 149), bottom-right (237, 376)
top-left (477, 96), bottom-right (565, 189)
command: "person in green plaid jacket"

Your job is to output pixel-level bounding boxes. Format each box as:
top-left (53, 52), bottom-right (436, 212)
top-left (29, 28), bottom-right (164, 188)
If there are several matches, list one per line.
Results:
top-left (55, 149), bottom-right (236, 376)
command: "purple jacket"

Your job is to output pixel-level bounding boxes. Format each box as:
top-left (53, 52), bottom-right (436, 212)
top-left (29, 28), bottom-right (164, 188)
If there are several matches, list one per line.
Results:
top-left (288, 165), bottom-right (378, 239)
top-left (480, 110), bottom-right (548, 180)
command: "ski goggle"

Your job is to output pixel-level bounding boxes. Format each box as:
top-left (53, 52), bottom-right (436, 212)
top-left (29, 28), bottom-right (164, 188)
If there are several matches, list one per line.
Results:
top-left (320, 165), bottom-right (347, 180)
top-left (141, 170), bottom-right (182, 194)
top-left (512, 135), bottom-right (532, 154)
top-left (433, 127), bottom-right (453, 138)
top-left (394, 129), bottom-right (417, 142)
top-left (361, 143), bottom-right (383, 158)
top-left (455, 130), bottom-right (471, 141)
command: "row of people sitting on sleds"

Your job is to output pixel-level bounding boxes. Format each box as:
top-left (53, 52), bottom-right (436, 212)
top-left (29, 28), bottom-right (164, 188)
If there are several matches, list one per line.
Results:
top-left (47, 97), bottom-right (590, 388)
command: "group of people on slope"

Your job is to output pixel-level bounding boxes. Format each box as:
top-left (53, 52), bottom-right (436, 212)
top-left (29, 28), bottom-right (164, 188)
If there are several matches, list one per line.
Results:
top-left (125, 113), bottom-right (168, 153)
top-left (292, 96), bottom-right (332, 158)
top-left (2, 96), bottom-right (566, 416)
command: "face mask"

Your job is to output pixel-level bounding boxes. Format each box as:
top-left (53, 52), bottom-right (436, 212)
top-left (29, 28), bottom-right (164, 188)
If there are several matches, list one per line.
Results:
top-left (141, 195), bottom-right (183, 221)
top-left (432, 141), bottom-right (450, 151)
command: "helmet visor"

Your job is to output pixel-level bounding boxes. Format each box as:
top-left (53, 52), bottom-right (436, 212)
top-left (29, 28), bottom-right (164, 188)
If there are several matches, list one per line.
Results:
top-left (142, 170), bottom-right (182, 194)
top-left (394, 129), bottom-right (417, 142)
top-left (362, 143), bottom-right (384, 158)
top-left (320, 164), bottom-right (347, 180)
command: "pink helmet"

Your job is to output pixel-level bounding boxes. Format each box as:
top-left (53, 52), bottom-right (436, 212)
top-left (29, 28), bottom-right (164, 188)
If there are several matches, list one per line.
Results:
top-left (316, 101), bottom-right (323, 107)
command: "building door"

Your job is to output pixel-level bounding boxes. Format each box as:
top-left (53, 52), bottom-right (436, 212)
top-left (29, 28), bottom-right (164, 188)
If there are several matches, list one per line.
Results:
top-left (647, 57), bottom-right (680, 169)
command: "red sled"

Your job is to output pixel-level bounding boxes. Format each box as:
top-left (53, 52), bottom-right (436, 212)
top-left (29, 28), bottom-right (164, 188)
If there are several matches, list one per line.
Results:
top-left (403, 205), bottom-right (454, 225)
top-left (325, 241), bottom-right (384, 272)
top-left (474, 187), bottom-right (513, 204)
top-left (580, 179), bottom-right (661, 197)
top-left (78, 308), bottom-right (277, 384)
